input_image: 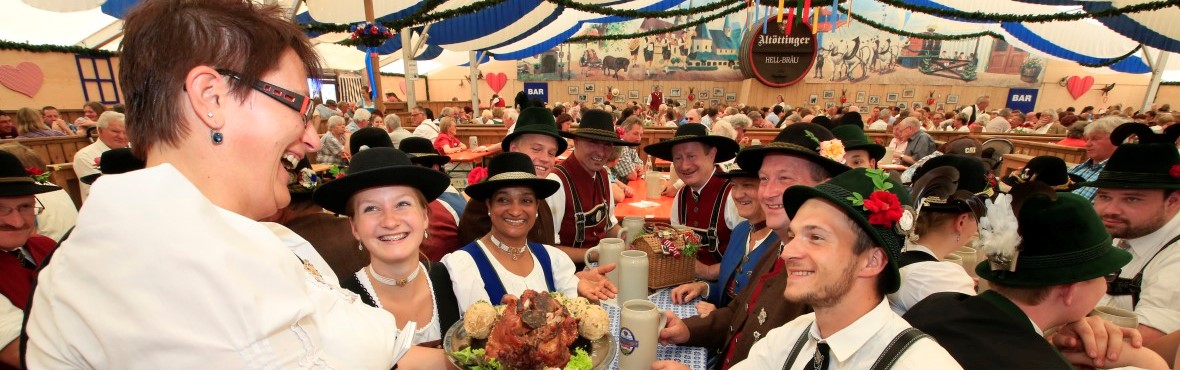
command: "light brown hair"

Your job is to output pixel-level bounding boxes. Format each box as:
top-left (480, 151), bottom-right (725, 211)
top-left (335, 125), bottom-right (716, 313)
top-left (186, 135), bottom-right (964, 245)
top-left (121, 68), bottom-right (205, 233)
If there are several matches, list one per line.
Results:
top-left (119, 0), bottom-right (321, 157)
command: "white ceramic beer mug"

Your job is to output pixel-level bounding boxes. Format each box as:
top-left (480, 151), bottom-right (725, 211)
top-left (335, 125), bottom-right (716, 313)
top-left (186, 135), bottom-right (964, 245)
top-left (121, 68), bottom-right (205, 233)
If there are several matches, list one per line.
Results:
top-left (619, 216), bottom-right (646, 246)
top-left (583, 238), bottom-right (625, 285)
top-left (618, 250), bottom-right (649, 306)
top-left (645, 171), bottom-right (662, 199)
top-left (619, 299), bottom-right (667, 370)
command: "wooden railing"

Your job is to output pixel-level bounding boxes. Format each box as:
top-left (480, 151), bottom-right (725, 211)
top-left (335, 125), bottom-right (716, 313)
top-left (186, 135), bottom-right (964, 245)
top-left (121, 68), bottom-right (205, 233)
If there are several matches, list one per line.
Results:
top-left (1009, 140), bottom-right (1088, 164)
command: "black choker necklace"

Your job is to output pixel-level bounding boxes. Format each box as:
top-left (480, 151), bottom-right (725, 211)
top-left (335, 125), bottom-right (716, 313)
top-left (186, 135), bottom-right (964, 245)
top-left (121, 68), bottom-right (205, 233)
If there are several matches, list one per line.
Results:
top-left (750, 221), bottom-right (767, 232)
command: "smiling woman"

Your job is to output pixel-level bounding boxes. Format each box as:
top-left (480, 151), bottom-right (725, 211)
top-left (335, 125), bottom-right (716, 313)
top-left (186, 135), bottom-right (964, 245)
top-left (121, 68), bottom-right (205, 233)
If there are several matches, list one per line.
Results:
top-left (25, 1), bottom-right (452, 369)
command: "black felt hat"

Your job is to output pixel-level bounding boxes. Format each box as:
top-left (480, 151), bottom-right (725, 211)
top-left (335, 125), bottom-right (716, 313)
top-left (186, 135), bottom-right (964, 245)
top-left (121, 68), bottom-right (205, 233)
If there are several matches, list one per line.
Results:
top-left (313, 147), bottom-right (450, 215)
top-left (502, 107), bottom-right (568, 154)
top-left (464, 152), bottom-right (560, 201)
top-left (831, 125), bottom-right (885, 161)
top-left (735, 123), bottom-right (851, 177)
top-left (1081, 143), bottom-right (1180, 190)
top-left (79, 148), bottom-right (146, 185)
top-left (398, 136), bottom-right (451, 167)
top-left (910, 154), bottom-right (992, 196)
top-left (643, 123), bottom-right (739, 163)
top-left (783, 168), bottom-right (913, 293)
top-left (977, 192), bottom-right (1131, 287)
top-left (1001, 155), bottom-right (1085, 191)
top-left (349, 127), bottom-right (395, 156)
top-left (717, 159), bottom-right (756, 179)
top-left (560, 109), bottom-right (638, 146)
top-left (0, 151), bottom-right (59, 196)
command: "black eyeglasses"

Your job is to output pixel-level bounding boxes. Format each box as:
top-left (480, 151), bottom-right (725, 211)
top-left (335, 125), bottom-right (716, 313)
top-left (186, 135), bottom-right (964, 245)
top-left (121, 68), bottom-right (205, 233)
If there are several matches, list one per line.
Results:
top-left (216, 69), bottom-right (314, 124)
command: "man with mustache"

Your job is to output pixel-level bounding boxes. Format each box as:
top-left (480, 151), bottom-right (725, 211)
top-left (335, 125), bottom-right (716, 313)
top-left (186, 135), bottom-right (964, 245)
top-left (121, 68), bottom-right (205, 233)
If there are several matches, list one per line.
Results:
top-left (653, 124), bottom-right (850, 369)
top-left (643, 123), bottom-right (741, 279)
top-left (1084, 129), bottom-right (1180, 346)
top-left (458, 107), bottom-right (565, 246)
top-left (0, 151), bottom-right (62, 368)
top-left (546, 109), bottom-right (637, 264)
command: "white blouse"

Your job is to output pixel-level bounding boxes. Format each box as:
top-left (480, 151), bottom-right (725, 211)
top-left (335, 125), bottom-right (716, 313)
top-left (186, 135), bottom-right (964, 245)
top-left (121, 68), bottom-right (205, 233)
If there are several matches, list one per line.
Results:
top-left (354, 263), bottom-right (441, 345)
top-left (887, 245), bottom-right (976, 315)
top-left (441, 240), bottom-right (580, 310)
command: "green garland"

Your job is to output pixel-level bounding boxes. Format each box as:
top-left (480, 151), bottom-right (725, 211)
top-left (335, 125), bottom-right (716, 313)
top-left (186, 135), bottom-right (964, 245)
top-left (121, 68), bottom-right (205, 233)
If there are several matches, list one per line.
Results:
top-left (840, 5), bottom-right (1002, 40)
top-left (873, 0), bottom-right (1175, 23)
top-left (546, 0), bottom-right (738, 18)
top-left (1077, 44), bottom-right (1142, 68)
top-left (567, 2), bottom-right (748, 42)
top-left (0, 40), bottom-right (116, 56)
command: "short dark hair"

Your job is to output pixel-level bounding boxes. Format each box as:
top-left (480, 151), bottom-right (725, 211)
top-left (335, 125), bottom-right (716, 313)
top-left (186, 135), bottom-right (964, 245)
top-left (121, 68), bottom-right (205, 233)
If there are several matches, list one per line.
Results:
top-left (119, 0), bottom-right (321, 158)
top-left (422, 107), bottom-right (435, 120)
top-left (40, 106), bottom-right (57, 114)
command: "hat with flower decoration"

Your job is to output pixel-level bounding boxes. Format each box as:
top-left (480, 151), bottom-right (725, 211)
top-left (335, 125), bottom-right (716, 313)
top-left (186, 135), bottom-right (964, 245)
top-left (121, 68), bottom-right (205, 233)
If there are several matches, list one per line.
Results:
top-left (975, 185), bottom-right (1130, 286)
top-left (643, 123), bottom-right (739, 163)
top-left (464, 152), bottom-right (560, 202)
top-left (0, 151), bottom-right (59, 196)
top-left (1081, 122), bottom-right (1180, 190)
top-left (783, 168), bottom-right (914, 293)
top-left (735, 123), bottom-right (850, 177)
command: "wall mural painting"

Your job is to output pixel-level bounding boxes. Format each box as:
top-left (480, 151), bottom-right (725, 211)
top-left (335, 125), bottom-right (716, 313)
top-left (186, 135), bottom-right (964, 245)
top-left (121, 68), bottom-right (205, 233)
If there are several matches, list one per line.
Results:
top-left (518, 3), bottom-right (749, 82)
top-left (804, 1), bottom-right (1042, 87)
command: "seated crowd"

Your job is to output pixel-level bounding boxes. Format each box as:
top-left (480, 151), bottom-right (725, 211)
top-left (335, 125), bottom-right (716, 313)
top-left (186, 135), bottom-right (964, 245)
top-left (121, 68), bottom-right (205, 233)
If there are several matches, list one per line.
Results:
top-left (2, 1), bottom-right (1180, 369)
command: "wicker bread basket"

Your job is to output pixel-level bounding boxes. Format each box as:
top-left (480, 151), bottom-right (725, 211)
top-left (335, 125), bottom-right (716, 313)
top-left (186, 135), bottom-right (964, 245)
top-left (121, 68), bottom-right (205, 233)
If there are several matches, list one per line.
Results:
top-left (631, 223), bottom-right (697, 289)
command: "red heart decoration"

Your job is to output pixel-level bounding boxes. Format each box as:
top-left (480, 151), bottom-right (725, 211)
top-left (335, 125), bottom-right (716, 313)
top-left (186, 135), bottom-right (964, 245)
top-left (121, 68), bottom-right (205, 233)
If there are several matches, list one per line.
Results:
top-left (0, 62), bottom-right (43, 98)
top-left (486, 72), bottom-right (507, 94)
top-left (1066, 75), bottom-right (1094, 100)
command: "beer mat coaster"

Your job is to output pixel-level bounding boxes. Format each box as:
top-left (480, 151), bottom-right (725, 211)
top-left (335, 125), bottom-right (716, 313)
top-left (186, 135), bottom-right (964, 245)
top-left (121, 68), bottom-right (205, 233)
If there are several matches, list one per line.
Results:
top-left (626, 200), bottom-right (662, 208)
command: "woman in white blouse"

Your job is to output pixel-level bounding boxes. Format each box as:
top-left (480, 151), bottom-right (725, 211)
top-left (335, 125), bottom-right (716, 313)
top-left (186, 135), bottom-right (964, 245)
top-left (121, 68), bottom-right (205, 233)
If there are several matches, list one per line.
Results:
top-left (443, 152), bottom-right (617, 309)
top-left (314, 147), bottom-right (460, 347)
top-left (888, 154), bottom-right (990, 314)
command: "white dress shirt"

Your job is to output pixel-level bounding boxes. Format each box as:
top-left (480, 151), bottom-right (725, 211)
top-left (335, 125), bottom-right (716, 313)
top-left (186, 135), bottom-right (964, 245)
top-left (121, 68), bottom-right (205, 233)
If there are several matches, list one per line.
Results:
top-left (441, 240), bottom-right (580, 310)
top-left (265, 222), bottom-right (340, 288)
top-left (36, 188), bottom-right (78, 242)
top-left (72, 139), bottom-right (111, 201)
top-left (546, 172), bottom-right (618, 244)
top-left (1099, 211), bottom-right (1180, 334)
top-left (734, 299), bottom-right (962, 370)
top-left (888, 245), bottom-right (976, 315)
top-left (412, 119), bottom-right (440, 141)
top-left (27, 164), bottom-right (409, 369)
top-left (867, 120), bottom-right (888, 131)
top-left (0, 297), bottom-right (18, 348)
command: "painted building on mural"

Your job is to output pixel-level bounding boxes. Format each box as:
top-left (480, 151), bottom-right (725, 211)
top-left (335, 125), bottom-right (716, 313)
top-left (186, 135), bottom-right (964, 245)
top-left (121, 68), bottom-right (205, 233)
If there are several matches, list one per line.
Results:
top-left (688, 16), bottom-right (740, 69)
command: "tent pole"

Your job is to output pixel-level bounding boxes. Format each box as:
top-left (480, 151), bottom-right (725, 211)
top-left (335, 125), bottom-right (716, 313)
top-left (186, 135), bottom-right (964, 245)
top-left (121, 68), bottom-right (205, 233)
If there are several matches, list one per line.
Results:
top-left (363, 0), bottom-right (383, 106)
top-left (470, 51), bottom-right (482, 119)
top-left (402, 29), bottom-right (418, 109)
top-left (1142, 51), bottom-right (1168, 113)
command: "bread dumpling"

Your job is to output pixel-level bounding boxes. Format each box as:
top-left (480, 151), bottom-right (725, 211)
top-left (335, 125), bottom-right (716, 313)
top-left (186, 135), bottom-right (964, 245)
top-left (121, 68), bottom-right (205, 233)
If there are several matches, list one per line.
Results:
top-left (463, 300), bottom-right (497, 339)
top-left (578, 305), bottom-right (609, 341)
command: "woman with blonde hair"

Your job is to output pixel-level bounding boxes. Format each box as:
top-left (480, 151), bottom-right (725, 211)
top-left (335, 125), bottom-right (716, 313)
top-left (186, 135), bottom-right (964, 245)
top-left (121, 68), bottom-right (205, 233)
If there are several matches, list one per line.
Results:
top-left (15, 108), bottom-right (66, 138)
top-left (432, 117), bottom-right (466, 154)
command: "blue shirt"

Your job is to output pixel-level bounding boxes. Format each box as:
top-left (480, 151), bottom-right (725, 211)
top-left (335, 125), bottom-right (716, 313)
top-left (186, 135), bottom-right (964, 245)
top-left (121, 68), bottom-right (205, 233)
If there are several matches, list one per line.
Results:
top-left (1069, 158), bottom-right (1108, 201)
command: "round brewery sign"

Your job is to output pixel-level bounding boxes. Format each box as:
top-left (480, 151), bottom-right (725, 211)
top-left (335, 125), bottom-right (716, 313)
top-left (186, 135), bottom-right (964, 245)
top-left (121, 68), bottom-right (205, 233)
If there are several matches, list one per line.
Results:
top-left (741, 17), bottom-right (818, 87)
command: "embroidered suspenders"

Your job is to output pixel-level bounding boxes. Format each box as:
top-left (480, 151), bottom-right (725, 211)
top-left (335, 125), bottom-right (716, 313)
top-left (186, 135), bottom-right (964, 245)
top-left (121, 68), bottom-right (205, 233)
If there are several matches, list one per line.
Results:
top-left (1107, 234), bottom-right (1180, 308)
top-left (555, 165), bottom-right (610, 248)
top-left (677, 179), bottom-right (731, 262)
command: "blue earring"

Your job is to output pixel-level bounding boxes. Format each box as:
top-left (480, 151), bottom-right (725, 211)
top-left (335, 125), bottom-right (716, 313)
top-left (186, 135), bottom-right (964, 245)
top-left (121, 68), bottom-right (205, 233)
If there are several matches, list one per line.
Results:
top-left (207, 112), bottom-right (224, 145)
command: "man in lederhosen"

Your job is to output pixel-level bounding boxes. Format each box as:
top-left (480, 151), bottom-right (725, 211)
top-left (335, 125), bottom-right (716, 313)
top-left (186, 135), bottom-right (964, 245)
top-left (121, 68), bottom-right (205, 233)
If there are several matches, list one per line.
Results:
top-left (1083, 123), bottom-right (1180, 346)
top-left (547, 109), bottom-right (638, 264)
top-left (643, 123), bottom-right (741, 280)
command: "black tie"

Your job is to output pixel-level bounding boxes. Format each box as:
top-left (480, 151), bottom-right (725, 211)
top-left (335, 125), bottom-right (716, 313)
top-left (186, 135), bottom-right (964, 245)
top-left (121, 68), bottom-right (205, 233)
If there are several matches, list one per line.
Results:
top-left (812, 342), bottom-right (831, 370)
top-left (8, 248), bottom-right (35, 269)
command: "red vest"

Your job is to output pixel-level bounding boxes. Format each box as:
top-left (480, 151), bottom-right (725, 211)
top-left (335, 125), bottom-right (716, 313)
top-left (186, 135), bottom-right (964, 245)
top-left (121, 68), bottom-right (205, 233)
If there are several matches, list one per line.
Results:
top-left (677, 171), bottom-right (733, 265)
top-left (422, 200), bottom-right (461, 261)
top-left (554, 153), bottom-right (611, 248)
top-left (1, 235), bottom-right (57, 310)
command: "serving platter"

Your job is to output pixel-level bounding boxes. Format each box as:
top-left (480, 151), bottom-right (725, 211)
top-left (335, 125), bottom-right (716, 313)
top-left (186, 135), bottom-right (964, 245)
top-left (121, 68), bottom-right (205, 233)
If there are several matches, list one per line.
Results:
top-left (443, 320), bottom-right (618, 370)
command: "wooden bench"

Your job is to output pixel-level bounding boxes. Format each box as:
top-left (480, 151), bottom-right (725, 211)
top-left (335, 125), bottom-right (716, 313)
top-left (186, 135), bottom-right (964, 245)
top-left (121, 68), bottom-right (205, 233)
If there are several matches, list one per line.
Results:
top-left (1009, 140), bottom-right (1087, 164)
top-left (999, 154), bottom-right (1079, 179)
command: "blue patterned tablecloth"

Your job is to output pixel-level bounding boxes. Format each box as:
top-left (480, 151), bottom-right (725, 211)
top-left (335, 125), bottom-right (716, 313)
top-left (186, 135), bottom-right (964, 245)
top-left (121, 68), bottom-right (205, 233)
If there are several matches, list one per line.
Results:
top-left (603, 289), bottom-right (708, 370)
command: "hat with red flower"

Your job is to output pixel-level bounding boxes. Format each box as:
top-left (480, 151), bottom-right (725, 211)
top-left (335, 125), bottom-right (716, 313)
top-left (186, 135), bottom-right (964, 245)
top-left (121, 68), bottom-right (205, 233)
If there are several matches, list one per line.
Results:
top-left (0, 151), bottom-right (59, 196)
top-left (782, 168), bottom-right (913, 293)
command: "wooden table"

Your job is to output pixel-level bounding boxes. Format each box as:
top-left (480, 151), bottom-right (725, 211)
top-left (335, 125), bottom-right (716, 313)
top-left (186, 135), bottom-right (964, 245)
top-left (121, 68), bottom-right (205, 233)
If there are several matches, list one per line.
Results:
top-left (446, 144), bottom-right (502, 170)
top-left (615, 176), bottom-right (674, 223)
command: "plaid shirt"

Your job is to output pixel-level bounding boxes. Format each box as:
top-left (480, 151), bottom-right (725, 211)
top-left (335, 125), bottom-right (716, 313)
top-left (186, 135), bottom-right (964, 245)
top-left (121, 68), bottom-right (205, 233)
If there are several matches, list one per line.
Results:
top-left (610, 146), bottom-right (642, 182)
top-left (1069, 158), bottom-right (1107, 201)
top-left (317, 133), bottom-right (347, 166)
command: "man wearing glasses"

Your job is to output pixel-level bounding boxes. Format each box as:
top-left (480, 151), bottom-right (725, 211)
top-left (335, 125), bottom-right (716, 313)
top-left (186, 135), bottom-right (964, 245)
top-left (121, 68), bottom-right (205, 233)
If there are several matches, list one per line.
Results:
top-left (411, 107), bottom-right (441, 141)
top-left (0, 150), bottom-right (59, 367)
top-left (888, 117), bottom-right (936, 166)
